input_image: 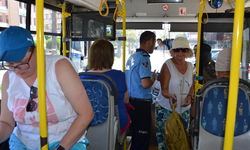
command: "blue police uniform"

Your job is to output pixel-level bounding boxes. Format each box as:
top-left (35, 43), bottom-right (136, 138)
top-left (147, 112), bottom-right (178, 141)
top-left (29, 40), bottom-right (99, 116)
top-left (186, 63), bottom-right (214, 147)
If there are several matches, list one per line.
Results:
top-left (126, 49), bottom-right (152, 99)
top-left (125, 49), bottom-right (153, 150)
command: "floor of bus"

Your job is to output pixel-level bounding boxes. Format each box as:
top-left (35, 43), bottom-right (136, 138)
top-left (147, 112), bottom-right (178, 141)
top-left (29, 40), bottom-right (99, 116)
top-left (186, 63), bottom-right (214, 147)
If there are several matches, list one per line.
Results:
top-left (125, 136), bottom-right (158, 150)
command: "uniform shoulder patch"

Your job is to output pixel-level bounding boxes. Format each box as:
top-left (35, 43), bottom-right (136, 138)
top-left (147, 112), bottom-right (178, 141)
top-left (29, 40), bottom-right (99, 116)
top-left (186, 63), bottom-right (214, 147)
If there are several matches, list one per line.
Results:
top-left (142, 61), bottom-right (149, 68)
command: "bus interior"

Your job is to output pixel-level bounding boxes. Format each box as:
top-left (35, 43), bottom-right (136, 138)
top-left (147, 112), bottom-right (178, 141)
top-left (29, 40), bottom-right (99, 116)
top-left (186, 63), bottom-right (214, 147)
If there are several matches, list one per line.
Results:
top-left (0, 0), bottom-right (250, 150)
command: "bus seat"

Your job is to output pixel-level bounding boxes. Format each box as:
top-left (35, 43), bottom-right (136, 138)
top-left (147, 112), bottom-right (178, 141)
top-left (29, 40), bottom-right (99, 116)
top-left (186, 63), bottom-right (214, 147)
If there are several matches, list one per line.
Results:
top-left (192, 78), bottom-right (250, 150)
top-left (115, 105), bottom-right (130, 149)
top-left (79, 72), bottom-right (119, 150)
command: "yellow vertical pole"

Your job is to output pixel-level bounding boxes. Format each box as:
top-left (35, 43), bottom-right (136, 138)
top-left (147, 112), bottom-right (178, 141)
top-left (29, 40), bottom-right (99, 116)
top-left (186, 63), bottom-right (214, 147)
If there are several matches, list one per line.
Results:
top-left (62, 3), bottom-right (70, 56)
top-left (194, 0), bottom-right (206, 101)
top-left (62, 3), bottom-right (66, 56)
top-left (121, 0), bottom-right (126, 72)
top-left (36, 0), bottom-right (48, 150)
top-left (223, 0), bottom-right (245, 150)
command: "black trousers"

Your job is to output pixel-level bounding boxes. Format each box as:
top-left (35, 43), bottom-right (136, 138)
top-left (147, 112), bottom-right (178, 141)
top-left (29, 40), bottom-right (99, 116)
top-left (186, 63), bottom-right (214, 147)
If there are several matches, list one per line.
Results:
top-left (129, 98), bottom-right (152, 150)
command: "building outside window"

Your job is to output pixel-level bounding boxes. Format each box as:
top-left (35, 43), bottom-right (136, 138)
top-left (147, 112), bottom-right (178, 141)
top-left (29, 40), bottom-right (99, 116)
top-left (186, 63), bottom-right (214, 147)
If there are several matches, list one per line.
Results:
top-left (57, 23), bottom-right (61, 30)
top-left (20, 15), bottom-right (22, 24)
top-left (5, 0), bottom-right (8, 8)
top-left (45, 24), bottom-right (50, 30)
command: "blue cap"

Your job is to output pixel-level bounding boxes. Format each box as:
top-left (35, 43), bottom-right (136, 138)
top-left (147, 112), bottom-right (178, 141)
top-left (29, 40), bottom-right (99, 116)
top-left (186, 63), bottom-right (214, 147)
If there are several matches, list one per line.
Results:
top-left (0, 26), bottom-right (34, 62)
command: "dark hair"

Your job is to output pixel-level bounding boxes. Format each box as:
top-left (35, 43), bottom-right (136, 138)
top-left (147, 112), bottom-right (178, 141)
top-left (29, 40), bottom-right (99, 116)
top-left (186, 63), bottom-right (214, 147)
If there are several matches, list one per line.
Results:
top-left (157, 38), bottom-right (162, 41)
top-left (140, 31), bottom-right (156, 45)
top-left (88, 39), bottom-right (114, 70)
top-left (28, 45), bottom-right (35, 52)
top-left (193, 44), bottom-right (197, 50)
top-left (201, 43), bottom-right (211, 53)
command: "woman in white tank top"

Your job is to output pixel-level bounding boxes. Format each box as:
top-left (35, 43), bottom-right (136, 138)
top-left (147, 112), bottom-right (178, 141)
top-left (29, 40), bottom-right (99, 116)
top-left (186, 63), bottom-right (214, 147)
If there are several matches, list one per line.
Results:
top-left (0, 26), bottom-right (94, 150)
top-left (155, 37), bottom-right (194, 150)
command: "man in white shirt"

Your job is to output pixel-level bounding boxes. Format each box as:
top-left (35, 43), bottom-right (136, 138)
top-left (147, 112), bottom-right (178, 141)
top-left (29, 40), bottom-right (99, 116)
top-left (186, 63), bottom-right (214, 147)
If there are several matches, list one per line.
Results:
top-left (156, 39), bottom-right (168, 50)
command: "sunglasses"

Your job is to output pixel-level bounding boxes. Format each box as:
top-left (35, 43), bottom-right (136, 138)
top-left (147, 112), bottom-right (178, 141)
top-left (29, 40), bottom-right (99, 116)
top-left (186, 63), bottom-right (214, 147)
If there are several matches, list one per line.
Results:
top-left (26, 86), bottom-right (38, 112)
top-left (173, 48), bottom-right (189, 53)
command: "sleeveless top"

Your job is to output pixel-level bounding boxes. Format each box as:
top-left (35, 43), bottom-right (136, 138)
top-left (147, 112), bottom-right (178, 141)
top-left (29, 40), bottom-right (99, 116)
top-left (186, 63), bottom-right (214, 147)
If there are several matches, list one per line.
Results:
top-left (156, 59), bottom-right (193, 113)
top-left (103, 70), bottom-right (130, 133)
top-left (7, 55), bottom-right (86, 149)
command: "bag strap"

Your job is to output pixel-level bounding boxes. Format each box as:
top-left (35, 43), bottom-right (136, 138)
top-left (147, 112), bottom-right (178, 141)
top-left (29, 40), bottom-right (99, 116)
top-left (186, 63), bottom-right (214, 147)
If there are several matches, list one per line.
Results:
top-left (172, 104), bottom-right (175, 113)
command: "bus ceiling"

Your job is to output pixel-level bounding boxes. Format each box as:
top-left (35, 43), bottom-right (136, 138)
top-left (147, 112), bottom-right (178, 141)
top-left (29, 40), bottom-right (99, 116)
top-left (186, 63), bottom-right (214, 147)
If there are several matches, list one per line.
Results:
top-left (40, 0), bottom-right (250, 23)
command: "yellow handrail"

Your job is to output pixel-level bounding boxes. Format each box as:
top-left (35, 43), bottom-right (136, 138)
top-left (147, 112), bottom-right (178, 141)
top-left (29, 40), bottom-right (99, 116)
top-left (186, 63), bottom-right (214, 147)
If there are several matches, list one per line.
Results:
top-left (223, 0), bottom-right (245, 149)
top-left (36, 0), bottom-right (48, 150)
top-left (62, 3), bottom-right (70, 56)
top-left (225, 0), bottom-right (235, 4)
top-left (194, 0), bottom-right (206, 102)
top-left (120, 0), bottom-right (126, 72)
top-left (99, 0), bottom-right (109, 16)
top-left (113, 0), bottom-right (122, 22)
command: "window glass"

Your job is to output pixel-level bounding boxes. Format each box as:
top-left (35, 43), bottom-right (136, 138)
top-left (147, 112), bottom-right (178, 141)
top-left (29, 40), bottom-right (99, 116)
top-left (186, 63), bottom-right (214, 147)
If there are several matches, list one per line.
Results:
top-left (242, 28), bottom-right (250, 80)
top-left (0, 0), bottom-right (21, 28)
top-left (5, 0), bottom-right (8, 9)
top-left (32, 34), bottom-right (61, 56)
top-left (19, 2), bottom-right (26, 28)
top-left (88, 20), bottom-right (104, 38)
top-left (19, 15), bottom-right (22, 24)
top-left (30, 6), bottom-right (61, 34)
top-left (71, 41), bottom-right (87, 72)
top-left (44, 35), bottom-right (61, 55)
top-left (113, 24), bottom-right (172, 72)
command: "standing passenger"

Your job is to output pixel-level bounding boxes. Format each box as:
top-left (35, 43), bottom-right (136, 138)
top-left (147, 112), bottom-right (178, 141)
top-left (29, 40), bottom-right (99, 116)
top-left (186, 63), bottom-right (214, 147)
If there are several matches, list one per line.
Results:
top-left (125, 31), bottom-right (157, 150)
top-left (155, 37), bottom-right (194, 150)
top-left (0, 26), bottom-right (94, 150)
top-left (193, 43), bottom-right (216, 83)
top-left (156, 39), bottom-right (168, 50)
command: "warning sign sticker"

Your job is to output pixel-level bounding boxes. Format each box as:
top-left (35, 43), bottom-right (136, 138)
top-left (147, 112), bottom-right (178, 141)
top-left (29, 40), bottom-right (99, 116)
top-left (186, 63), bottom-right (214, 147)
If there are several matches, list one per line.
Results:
top-left (162, 4), bottom-right (169, 11)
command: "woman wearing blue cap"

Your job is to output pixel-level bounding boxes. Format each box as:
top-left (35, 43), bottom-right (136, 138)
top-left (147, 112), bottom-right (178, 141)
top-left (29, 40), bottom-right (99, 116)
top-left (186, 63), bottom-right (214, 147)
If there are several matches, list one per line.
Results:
top-left (0, 26), bottom-right (94, 150)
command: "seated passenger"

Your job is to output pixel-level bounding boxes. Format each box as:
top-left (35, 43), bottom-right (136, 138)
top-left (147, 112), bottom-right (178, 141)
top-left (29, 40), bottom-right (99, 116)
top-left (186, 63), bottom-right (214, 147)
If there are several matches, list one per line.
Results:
top-left (191, 48), bottom-right (244, 118)
top-left (86, 39), bottom-right (130, 134)
top-left (0, 26), bottom-right (94, 150)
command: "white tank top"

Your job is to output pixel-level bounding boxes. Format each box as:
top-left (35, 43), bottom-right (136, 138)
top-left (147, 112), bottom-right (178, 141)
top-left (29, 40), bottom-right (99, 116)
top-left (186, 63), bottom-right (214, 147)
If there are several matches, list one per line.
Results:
top-left (156, 59), bottom-right (193, 113)
top-left (7, 55), bottom-right (86, 149)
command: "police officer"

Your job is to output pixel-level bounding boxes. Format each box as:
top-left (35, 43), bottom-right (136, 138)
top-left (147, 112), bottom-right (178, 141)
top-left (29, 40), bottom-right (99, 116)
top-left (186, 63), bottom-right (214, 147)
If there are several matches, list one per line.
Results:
top-left (125, 31), bottom-right (157, 150)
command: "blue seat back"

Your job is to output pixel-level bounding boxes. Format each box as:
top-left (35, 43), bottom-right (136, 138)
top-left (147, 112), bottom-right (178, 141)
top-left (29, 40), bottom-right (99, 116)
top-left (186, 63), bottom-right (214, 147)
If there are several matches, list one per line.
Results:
top-left (79, 72), bottom-right (119, 150)
top-left (81, 80), bottom-right (109, 126)
top-left (193, 78), bottom-right (250, 150)
top-left (201, 85), bottom-right (250, 137)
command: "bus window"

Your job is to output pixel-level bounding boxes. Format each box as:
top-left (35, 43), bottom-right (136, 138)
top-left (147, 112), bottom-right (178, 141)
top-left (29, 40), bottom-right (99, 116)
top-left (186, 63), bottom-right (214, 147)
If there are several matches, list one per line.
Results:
top-left (71, 41), bottom-right (87, 72)
top-left (30, 5), bottom-right (61, 34)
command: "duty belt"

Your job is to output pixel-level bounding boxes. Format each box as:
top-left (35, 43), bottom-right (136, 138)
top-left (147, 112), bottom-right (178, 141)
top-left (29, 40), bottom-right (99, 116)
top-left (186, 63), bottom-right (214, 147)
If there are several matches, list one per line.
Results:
top-left (130, 97), bottom-right (152, 103)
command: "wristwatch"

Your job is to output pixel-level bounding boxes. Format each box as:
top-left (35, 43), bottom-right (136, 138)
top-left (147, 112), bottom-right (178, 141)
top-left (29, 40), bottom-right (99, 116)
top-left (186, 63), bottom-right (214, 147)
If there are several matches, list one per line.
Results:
top-left (56, 145), bottom-right (66, 150)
